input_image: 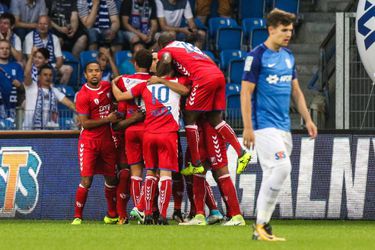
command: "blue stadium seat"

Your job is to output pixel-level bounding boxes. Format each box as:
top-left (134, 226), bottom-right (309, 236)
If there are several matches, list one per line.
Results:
top-left (79, 50), bottom-right (98, 75)
top-left (208, 17), bottom-right (238, 39)
top-left (225, 83), bottom-right (241, 121)
top-left (115, 50), bottom-right (133, 68)
top-left (203, 50), bottom-right (219, 65)
top-left (242, 18), bottom-right (267, 42)
top-left (216, 27), bottom-right (243, 51)
top-left (228, 58), bottom-right (245, 84)
top-left (239, 0), bottom-right (265, 19)
top-left (250, 28), bottom-right (268, 49)
top-left (274, 0), bottom-right (300, 14)
top-left (219, 49), bottom-right (247, 71)
top-left (62, 51), bottom-right (79, 87)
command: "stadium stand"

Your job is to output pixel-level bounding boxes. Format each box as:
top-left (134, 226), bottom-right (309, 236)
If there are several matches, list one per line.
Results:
top-left (79, 50), bottom-right (99, 75)
top-left (250, 27), bottom-right (268, 49)
top-left (273, 0), bottom-right (300, 15)
top-left (62, 51), bottom-right (80, 87)
top-left (242, 18), bottom-right (267, 49)
top-left (215, 27), bottom-right (243, 51)
top-left (203, 50), bottom-right (219, 65)
top-left (114, 50), bottom-right (133, 69)
top-left (225, 82), bottom-right (241, 122)
top-left (239, 0), bottom-right (265, 19)
top-left (219, 49), bottom-right (246, 71)
top-left (228, 58), bottom-right (245, 84)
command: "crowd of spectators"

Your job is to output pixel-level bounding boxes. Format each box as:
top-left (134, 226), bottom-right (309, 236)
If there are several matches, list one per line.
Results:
top-left (0, 0), bottom-right (234, 130)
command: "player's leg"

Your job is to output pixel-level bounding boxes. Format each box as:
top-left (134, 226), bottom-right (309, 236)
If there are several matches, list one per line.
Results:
top-left (158, 170), bottom-right (173, 225)
top-left (143, 170), bottom-right (158, 225)
top-left (72, 176), bottom-right (93, 225)
top-left (117, 164), bottom-right (130, 224)
top-left (172, 172), bottom-right (185, 222)
top-left (103, 174), bottom-right (119, 224)
top-left (253, 128), bottom-right (291, 241)
top-left (204, 180), bottom-right (224, 225)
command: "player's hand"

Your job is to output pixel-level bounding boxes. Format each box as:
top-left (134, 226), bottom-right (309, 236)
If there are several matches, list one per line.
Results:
top-left (111, 75), bottom-right (121, 86)
top-left (242, 128), bottom-right (255, 149)
top-left (132, 110), bottom-right (145, 122)
top-left (107, 111), bottom-right (121, 123)
top-left (148, 76), bottom-right (162, 85)
top-left (305, 120), bottom-right (318, 139)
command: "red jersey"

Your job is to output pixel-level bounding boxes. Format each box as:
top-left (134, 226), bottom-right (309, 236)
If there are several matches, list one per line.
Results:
top-left (76, 81), bottom-right (114, 139)
top-left (116, 72), bottom-right (151, 131)
top-left (158, 41), bottom-right (223, 81)
top-left (131, 76), bottom-right (188, 133)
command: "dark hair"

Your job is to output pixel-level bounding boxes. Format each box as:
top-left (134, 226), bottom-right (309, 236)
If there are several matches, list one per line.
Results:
top-left (36, 47), bottom-right (50, 60)
top-left (0, 12), bottom-right (15, 26)
top-left (38, 64), bottom-right (53, 75)
top-left (157, 32), bottom-right (175, 48)
top-left (131, 41), bottom-right (145, 51)
top-left (266, 8), bottom-right (296, 28)
top-left (156, 60), bottom-right (175, 77)
top-left (134, 49), bottom-right (152, 69)
top-left (84, 61), bottom-right (101, 71)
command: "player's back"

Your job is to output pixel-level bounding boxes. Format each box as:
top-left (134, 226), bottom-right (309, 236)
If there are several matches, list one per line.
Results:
top-left (76, 81), bottom-right (113, 139)
top-left (132, 76), bottom-right (185, 133)
top-left (243, 44), bottom-right (296, 131)
top-left (117, 72), bottom-right (151, 130)
top-left (160, 41), bottom-right (222, 81)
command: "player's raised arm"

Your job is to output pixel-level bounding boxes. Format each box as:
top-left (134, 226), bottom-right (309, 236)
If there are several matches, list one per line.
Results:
top-left (148, 76), bottom-right (190, 96)
top-left (112, 80), bottom-right (134, 101)
top-left (112, 110), bottom-right (145, 131)
top-left (240, 80), bottom-right (256, 149)
top-left (291, 79), bottom-right (318, 139)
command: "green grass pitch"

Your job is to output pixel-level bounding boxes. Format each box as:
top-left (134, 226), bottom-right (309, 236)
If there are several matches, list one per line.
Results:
top-left (0, 220), bottom-right (374, 250)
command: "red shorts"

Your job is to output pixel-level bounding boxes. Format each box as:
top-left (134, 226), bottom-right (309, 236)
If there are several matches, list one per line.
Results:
top-left (185, 74), bottom-right (226, 111)
top-left (78, 138), bottom-right (116, 177)
top-left (125, 129), bottom-right (144, 166)
top-left (200, 120), bottom-right (228, 170)
top-left (112, 134), bottom-right (127, 165)
top-left (143, 132), bottom-right (179, 172)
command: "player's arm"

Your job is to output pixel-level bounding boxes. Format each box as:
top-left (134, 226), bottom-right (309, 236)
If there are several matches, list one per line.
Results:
top-left (112, 110), bottom-right (145, 131)
top-left (78, 112), bottom-right (120, 129)
top-left (148, 76), bottom-right (190, 96)
top-left (292, 79), bottom-right (318, 139)
top-left (60, 97), bottom-right (76, 111)
top-left (240, 80), bottom-right (256, 149)
top-left (112, 81), bottom-right (134, 101)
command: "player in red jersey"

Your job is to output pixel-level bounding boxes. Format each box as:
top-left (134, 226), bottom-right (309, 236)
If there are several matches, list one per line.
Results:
top-left (115, 49), bottom-right (153, 215)
top-left (180, 116), bottom-right (245, 226)
top-left (72, 61), bottom-right (121, 225)
top-left (112, 101), bottom-right (145, 225)
top-left (157, 32), bottom-right (251, 175)
top-left (112, 53), bottom-right (190, 224)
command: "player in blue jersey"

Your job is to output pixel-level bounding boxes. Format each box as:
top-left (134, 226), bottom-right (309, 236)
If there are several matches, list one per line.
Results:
top-left (240, 9), bottom-right (318, 241)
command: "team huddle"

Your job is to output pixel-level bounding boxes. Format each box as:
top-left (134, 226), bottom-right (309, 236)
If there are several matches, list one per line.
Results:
top-left (71, 9), bottom-right (318, 242)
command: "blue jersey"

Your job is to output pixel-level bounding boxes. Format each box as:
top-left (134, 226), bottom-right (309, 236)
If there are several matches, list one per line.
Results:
top-left (242, 43), bottom-right (297, 131)
top-left (0, 62), bottom-right (24, 115)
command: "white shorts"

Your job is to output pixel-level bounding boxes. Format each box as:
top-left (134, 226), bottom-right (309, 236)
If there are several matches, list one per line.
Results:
top-left (254, 128), bottom-right (292, 170)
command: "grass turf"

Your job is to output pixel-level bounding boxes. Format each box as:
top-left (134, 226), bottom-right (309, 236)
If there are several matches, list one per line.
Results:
top-left (0, 220), bottom-right (373, 250)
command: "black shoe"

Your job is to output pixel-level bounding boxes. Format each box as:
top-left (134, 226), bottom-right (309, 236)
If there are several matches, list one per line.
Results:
top-left (263, 223), bottom-right (273, 235)
top-left (152, 210), bottom-right (160, 224)
top-left (172, 209), bottom-right (184, 223)
top-left (157, 216), bottom-right (169, 225)
top-left (144, 215), bottom-right (154, 225)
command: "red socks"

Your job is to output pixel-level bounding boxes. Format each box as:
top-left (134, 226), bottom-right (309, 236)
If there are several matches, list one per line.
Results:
top-left (105, 183), bottom-right (117, 218)
top-left (204, 180), bottom-right (218, 210)
top-left (144, 175), bottom-right (158, 216)
top-left (215, 121), bottom-right (243, 157)
top-left (193, 174), bottom-right (206, 215)
top-left (159, 176), bottom-right (172, 218)
top-left (185, 125), bottom-right (201, 166)
top-left (74, 184), bottom-right (88, 219)
top-left (173, 175), bottom-right (184, 210)
top-left (218, 174), bottom-right (241, 216)
top-left (130, 176), bottom-right (143, 207)
top-left (116, 169), bottom-right (130, 219)
top-left (185, 176), bottom-right (196, 216)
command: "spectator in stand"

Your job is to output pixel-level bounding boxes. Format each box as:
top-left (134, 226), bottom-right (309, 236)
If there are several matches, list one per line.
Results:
top-left (0, 0), bottom-right (10, 15)
top-left (118, 41), bottom-right (145, 75)
top-left (0, 13), bottom-right (22, 62)
top-left (77, 0), bottom-right (123, 53)
top-left (10, 0), bottom-right (47, 41)
top-left (120, 0), bottom-right (158, 49)
top-left (195, 0), bottom-right (233, 25)
top-left (23, 57), bottom-right (75, 130)
top-left (23, 15), bottom-right (73, 85)
top-left (0, 39), bottom-right (23, 129)
top-left (46, 0), bottom-right (88, 58)
top-left (155, 0), bottom-right (206, 49)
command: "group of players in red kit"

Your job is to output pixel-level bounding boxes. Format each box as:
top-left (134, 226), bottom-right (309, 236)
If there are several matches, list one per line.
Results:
top-left (71, 32), bottom-right (252, 226)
